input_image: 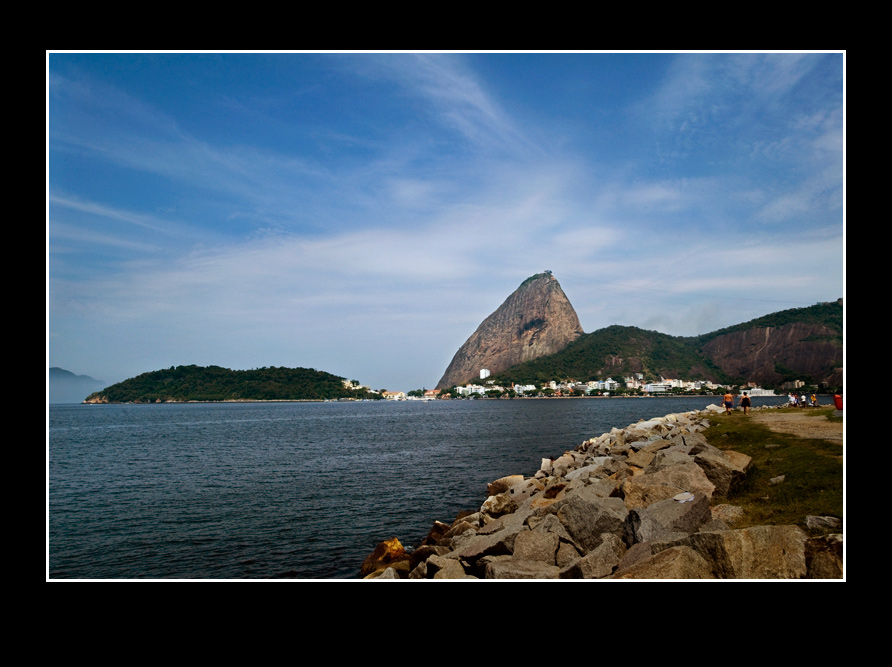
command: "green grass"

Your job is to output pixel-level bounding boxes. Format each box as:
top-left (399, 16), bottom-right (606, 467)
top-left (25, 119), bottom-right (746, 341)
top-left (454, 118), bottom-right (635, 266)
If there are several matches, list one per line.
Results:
top-left (704, 408), bottom-right (843, 533)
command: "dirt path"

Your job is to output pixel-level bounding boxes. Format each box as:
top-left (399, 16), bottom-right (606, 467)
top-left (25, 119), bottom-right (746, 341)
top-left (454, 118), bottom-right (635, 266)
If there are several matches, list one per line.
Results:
top-left (749, 410), bottom-right (843, 442)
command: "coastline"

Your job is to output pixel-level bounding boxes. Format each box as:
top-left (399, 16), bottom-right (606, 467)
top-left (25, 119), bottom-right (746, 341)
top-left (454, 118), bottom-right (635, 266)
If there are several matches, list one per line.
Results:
top-left (78, 393), bottom-right (740, 405)
top-left (361, 400), bottom-right (843, 579)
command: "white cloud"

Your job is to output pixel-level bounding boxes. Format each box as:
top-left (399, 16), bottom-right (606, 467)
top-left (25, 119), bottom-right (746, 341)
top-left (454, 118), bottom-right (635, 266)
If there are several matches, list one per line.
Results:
top-left (48, 54), bottom-right (844, 390)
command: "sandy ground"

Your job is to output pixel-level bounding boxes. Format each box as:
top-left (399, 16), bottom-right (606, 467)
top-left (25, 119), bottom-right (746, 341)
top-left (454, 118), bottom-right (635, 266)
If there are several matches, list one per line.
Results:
top-left (749, 409), bottom-right (843, 443)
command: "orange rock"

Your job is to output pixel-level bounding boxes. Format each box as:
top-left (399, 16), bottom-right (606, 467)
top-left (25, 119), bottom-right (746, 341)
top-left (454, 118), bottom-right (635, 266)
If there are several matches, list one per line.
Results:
top-left (359, 537), bottom-right (410, 578)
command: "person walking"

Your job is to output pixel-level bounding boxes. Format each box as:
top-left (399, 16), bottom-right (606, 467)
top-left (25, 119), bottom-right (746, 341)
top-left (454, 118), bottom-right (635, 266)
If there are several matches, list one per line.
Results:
top-left (723, 390), bottom-right (734, 414)
top-left (737, 391), bottom-right (751, 415)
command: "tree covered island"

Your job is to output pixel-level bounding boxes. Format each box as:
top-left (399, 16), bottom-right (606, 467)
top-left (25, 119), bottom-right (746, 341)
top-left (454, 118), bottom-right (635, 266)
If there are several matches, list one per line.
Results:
top-left (83, 365), bottom-right (383, 403)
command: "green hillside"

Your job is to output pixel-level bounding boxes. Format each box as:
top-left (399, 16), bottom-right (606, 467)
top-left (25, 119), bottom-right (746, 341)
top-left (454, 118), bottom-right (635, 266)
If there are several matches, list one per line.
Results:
top-left (488, 325), bottom-right (725, 386)
top-left (84, 365), bottom-right (382, 403)
top-left (488, 300), bottom-right (843, 388)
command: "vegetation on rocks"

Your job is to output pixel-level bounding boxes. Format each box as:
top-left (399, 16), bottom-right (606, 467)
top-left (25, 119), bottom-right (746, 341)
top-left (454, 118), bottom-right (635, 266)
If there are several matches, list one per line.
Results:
top-left (702, 407), bottom-right (843, 528)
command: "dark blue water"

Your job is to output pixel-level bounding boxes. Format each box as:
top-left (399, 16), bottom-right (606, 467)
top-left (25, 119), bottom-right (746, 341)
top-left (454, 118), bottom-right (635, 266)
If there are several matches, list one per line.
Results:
top-left (48, 396), bottom-right (788, 579)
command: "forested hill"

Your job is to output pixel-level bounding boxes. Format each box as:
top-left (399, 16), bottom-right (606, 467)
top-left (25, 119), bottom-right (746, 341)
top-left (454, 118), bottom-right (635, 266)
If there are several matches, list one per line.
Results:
top-left (488, 325), bottom-right (724, 386)
top-left (488, 299), bottom-right (843, 389)
top-left (83, 365), bottom-right (382, 403)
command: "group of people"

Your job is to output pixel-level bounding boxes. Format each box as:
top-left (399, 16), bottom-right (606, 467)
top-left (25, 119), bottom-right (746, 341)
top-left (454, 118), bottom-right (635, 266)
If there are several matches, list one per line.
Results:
top-left (788, 392), bottom-right (818, 408)
top-left (721, 390), bottom-right (820, 415)
top-left (722, 390), bottom-right (820, 415)
top-left (722, 391), bottom-right (752, 415)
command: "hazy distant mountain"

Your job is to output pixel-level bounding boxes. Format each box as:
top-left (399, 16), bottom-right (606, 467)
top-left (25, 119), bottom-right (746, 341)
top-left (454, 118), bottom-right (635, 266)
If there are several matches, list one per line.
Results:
top-left (436, 272), bottom-right (584, 389)
top-left (48, 367), bottom-right (105, 404)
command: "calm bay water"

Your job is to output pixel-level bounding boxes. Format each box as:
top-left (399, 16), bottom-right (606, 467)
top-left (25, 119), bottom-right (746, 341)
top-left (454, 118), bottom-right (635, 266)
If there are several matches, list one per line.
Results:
top-left (48, 395), bottom-right (788, 579)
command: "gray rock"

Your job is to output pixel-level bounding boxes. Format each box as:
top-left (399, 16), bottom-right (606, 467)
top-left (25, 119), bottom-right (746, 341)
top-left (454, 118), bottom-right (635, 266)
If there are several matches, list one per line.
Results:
top-left (626, 449), bottom-right (655, 469)
top-left (505, 478), bottom-right (545, 504)
top-left (485, 559), bottom-right (561, 579)
top-left (584, 477), bottom-right (623, 499)
top-left (615, 541), bottom-right (658, 572)
top-left (610, 545), bottom-right (716, 579)
top-left (408, 561), bottom-right (428, 579)
top-left (512, 530), bottom-right (559, 565)
top-left (432, 559), bottom-right (477, 579)
top-left (566, 458), bottom-right (611, 481)
top-left (628, 493), bottom-right (712, 544)
top-left (688, 441), bottom-right (748, 498)
top-left (555, 492), bottom-right (630, 554)
top-left (528, 512), bottom-right (575, 544)
top-left (550, 453), bottom-right (577, 478)
top-left (560, 533), bottom-right (627, 579)
top-left (445, 526), bottom-right (524, 563)
top-left (442, 520), bottom-right (479, 542)
top-left (371, 567), bottom-right (401, 579)
top-left (677, 525), bottom-right (808, 579)
top-left (624, 462), bottom-right (717, 507)
top-left (646, 448), bottom-right (696, 472)
top-left (556, 541), bottom-right (582, 568)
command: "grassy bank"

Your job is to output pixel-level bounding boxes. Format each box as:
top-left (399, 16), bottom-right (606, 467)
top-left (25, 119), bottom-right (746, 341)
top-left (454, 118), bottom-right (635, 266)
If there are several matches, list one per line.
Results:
top-left (703, 408), bottom-right (843, 532)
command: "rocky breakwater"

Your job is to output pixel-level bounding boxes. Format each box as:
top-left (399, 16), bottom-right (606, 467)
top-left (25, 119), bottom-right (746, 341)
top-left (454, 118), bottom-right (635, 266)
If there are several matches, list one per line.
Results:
top-left (360, 404), bottom-right (843, 579)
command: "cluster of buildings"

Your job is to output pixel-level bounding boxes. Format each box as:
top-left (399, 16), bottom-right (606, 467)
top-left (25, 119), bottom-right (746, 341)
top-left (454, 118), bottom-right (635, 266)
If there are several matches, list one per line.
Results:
top-left (440, 372), bottom-right (776, 399)
top-left (351, 372), bottom-right (777, 402)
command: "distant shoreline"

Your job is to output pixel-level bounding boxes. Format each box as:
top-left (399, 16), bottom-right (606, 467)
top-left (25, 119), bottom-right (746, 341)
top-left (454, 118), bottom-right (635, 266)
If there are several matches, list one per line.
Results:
top-left (63, 393), bottom-right (814, 406)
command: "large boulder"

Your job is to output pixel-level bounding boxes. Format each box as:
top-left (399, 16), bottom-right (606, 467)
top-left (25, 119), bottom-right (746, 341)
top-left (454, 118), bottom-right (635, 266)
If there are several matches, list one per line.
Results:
top-left (688, 441), bottom-right (751, 498)
top-left (560, 533), bottom-right (627, 579)
top-left (485, 559), bottom-right (561, 579)
top-left (676, 525), bottom-right (808, 578)
top-left (610, 545), bottom-right (716, 579)
top-left (628, 493), bottom-right (712, 544)
top-left (512, 530), bottom-right (560, 565)
top-left (552, 491), bottom-right (631, 553)
top-left (622, 462), bottom-right (716, 510)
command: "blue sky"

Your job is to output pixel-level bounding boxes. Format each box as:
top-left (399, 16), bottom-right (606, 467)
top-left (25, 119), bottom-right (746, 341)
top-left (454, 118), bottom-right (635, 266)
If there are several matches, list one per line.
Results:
top-left (47, 52), bottom-right (844, 392)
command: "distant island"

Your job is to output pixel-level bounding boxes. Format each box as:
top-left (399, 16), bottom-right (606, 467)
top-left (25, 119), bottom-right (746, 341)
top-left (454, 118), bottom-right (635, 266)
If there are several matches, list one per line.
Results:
top-left (83, 365), bottom-right (383, 403)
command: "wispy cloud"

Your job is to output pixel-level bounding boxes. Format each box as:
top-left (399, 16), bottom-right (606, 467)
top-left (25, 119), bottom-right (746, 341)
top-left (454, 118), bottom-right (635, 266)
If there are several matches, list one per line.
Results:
top-left (367, 54), bottom-right (538, 157)
top-left (47, 53), bottom-right (844, 389)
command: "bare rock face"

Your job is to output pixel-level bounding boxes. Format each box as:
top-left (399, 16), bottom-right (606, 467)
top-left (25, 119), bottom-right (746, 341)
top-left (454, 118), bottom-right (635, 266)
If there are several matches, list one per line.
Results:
top-left (436, 273), bottom-right (583, 389)
top-left (702, 321), bottom-right (842, 387)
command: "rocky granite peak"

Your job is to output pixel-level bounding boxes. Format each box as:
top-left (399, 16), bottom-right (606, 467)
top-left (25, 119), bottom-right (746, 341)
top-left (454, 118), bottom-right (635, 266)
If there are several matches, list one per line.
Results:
top-left (436, 273), bottom-right (583, 390)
